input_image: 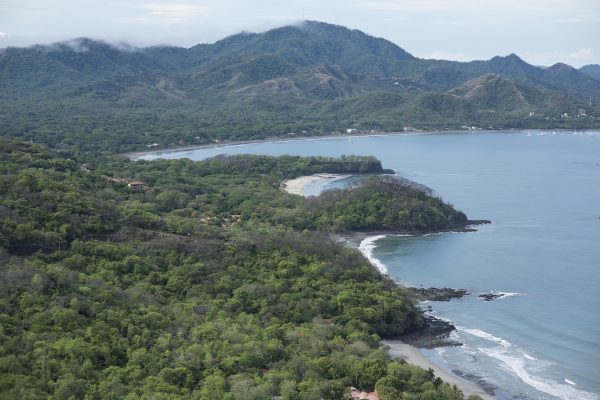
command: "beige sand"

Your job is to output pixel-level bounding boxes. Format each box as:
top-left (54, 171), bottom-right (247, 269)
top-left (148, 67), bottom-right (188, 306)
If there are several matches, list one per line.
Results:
top-left (282, 173), bottom-right (349, 196)
top-left (383, 340), bottom-right (495, 399)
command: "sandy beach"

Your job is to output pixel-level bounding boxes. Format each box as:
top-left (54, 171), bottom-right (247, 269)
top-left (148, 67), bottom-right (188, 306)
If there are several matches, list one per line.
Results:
top-left (125, 138), bottom-right (275, 160)
top-left (282, 173), bottom-right (350, 196)
top-left (383, 340), bottom-right (495, 399)
top-left (124, 129), bottom-right (462, 161)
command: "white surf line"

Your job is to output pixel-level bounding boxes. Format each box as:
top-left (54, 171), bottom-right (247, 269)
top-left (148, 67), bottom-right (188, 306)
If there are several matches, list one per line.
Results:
top-left (358, 235), bottom-right (389, 274)
top-left (456, 326), bottom-right (598, 400)
top-left (479, 347), bottom-right (599, 400)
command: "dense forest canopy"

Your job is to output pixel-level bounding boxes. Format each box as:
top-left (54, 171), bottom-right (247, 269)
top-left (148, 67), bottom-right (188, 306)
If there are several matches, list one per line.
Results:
top-left (0, 140), bottom-right (482, 399)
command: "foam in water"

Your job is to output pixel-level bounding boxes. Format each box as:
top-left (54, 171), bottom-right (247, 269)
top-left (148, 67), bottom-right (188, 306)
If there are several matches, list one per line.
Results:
top-left (422, 231), bottom-right (461, 237)
top-left (479, 347), bottom-right (599, 400)
top-left (425, 310), bottom-right (454, 324)
top-left (454, 327), bottom-right (599, 399)
top-left (358, 235), bottom-right (389, 274)
top-left (482, 291), bottom-right (524, 300)
top-left (459, 327), bottom-right (512, 348)
top-left (497, 291), bottom-right (523, 298)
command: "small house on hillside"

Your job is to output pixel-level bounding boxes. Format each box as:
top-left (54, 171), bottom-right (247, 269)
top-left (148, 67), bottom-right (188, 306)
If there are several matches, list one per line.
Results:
top-left (348, 387), bottom-right (379, 400)
top-left (127, 180), bottom-right (145, 190)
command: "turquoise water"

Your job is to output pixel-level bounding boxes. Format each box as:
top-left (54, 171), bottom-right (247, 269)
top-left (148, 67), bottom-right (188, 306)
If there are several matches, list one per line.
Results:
top-left (141, 131), bottom-right (600, 400)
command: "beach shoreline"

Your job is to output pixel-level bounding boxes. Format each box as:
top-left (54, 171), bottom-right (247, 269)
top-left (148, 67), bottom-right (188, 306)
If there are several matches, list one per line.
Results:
top-left (126, 137), bottom-right (287, 160)
top-left (281, 173), bottom-right (351, 196)
top-left (125, 129), bottom-right (512, 161)
top-left (353, 235), bottom-right (497, 399)
top-left (124, 129), bottom-right (596, 161)
top-left (383, 340), bottom-right (495, 399)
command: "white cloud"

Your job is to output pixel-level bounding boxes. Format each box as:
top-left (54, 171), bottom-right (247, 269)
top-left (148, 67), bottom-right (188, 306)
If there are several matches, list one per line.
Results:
top-left (566, 48), bottom-right (595, 63)
top-left (0, 32), bottom-right (6, 38)
top-left (522, 48), bottom-right (596, 67)
top-left (419, 50), bottom-right (472, 62)
top-left (426, 20), bottom-right (463, 26)
top-left (555, 14), bottom-right (600, 23)
top-left (350, 0), bottom-right (456, 12)
top-left (348, 0), bottom-right (568, 14)
top-left (141, 3), bottom-right (207, 21)
top-left (62, 38), bottom-right (90, 52)
top-left (522, 50), bottom-right (563, 66)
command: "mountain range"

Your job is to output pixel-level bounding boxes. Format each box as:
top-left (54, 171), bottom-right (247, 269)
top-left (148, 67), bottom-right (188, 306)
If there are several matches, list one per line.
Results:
top-left (1, 21), bottom-right (599, 153)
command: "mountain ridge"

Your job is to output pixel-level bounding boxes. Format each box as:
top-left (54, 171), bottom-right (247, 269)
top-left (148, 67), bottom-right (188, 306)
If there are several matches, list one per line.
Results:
top-left (579, 64), bottom-right (600, 81)
top-left (0, 21), bottom-right (598, 153)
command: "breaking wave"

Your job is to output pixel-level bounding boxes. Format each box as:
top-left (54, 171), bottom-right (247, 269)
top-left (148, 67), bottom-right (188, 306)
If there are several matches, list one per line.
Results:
top-left (497, 291), bottom-right (523, 299)
top-left (358, 235), bottom-right (389, 274)
top-left (455, 327), bottom-right (599, 400)
top-left (479, 346), bottom-right (598, 400)
top-left (459, 327), bottom-right (512, 347)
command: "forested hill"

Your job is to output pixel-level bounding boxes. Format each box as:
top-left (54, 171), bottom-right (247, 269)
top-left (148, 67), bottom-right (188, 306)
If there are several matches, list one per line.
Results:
top-left (1, 21), bottom-right (599, 154)
top-left (0, 139), bottom-right (480, 399)
top-left (579, 64), bottom-right (600, 81)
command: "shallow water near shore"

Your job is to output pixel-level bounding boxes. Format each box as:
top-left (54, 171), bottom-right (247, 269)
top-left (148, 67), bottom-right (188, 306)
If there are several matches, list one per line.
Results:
top-left (141, 130), bottom-right (600, 399)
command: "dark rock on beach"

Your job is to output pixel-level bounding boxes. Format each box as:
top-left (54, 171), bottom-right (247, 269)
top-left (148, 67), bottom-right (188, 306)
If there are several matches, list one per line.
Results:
top-left (409, 287), bottom-right (469, 301)
top-left (400, 315), bottom-right (461, 348)
top-left (452, 370), bottom-right (497, 396)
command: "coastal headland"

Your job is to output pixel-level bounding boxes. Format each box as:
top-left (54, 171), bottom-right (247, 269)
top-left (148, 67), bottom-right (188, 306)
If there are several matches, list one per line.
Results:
top-left (284, 172), bottom-right (496, 398)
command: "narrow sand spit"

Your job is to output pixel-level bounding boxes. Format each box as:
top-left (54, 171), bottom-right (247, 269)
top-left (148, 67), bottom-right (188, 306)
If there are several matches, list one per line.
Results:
top-left (383, 340), bottom-right (495, 399)
top-left (282, 173), bottom-right (349, 196)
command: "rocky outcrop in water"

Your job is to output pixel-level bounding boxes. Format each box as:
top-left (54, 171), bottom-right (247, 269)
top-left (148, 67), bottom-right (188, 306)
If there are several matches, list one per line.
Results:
top-left (479, 292), bottom-right (505, 301)
top-left (409, 287), bottom-right (469, 301)
top-left (400, 315), bottom-right (461, 348)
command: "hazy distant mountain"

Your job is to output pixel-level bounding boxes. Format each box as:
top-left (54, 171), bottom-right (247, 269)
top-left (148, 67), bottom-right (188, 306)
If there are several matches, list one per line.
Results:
top-left (0, 21), bottom-right (598, 152)
top-left (579, 64), bottom-right (600, 82)
top-left (458, 53), bottom-right (544, 78)
top-left (540, 63), bottom-right (600, 101)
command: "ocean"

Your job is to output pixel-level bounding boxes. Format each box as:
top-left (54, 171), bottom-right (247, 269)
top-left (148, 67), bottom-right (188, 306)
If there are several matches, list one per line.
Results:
top-left (140, 130), bottom-right (600, 400)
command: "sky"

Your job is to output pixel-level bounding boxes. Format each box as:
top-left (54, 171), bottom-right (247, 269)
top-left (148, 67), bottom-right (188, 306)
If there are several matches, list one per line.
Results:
top-left (1, 0), bottom-right (599, 67)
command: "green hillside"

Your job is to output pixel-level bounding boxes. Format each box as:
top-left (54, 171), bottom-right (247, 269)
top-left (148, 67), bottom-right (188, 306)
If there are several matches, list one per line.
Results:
top-left (579, 64), bottom-right (600, 81)
top-left (1, 21), bottom-right (599, 154)
top-left (0, 140), bottom-right (479, 399)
